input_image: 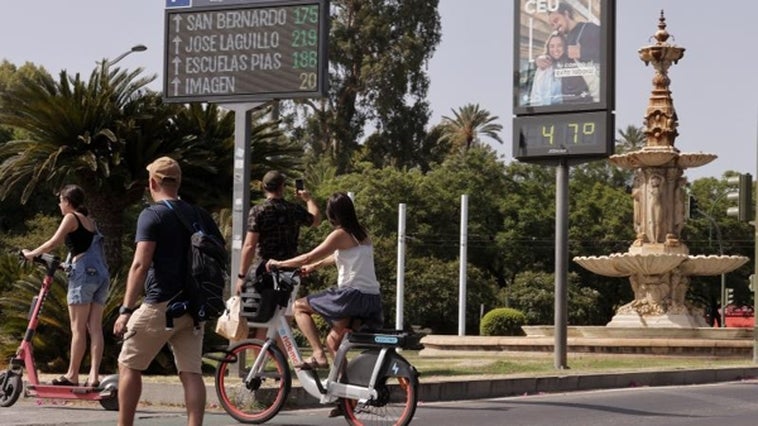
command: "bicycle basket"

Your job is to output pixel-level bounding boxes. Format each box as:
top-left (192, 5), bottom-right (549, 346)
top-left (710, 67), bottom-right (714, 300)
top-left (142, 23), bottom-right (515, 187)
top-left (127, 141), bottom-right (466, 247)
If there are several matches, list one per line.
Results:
top-left (240, 272), bottom-right (293, 323)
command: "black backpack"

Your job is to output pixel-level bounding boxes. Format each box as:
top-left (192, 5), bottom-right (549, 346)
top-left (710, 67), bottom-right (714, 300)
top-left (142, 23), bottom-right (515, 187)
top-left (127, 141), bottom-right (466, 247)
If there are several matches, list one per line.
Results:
top-left (164, 200), bottom-right (228, 325)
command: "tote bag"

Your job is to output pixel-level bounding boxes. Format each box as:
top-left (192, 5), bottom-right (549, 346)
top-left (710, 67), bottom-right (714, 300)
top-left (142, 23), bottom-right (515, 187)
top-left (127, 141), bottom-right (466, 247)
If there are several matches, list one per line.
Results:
top-left (215, 296), bottom-right (249, 341)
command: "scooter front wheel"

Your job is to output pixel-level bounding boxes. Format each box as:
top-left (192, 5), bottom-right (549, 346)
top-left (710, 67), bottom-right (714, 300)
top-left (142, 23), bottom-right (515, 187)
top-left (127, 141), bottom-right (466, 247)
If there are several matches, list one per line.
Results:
top-left (0, 370), bottom-right (23, 408)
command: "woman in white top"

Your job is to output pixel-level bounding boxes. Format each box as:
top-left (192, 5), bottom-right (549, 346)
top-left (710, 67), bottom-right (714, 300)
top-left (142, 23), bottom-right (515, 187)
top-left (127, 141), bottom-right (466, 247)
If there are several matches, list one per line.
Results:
top-left (267, 192), bottom-right (383, 370)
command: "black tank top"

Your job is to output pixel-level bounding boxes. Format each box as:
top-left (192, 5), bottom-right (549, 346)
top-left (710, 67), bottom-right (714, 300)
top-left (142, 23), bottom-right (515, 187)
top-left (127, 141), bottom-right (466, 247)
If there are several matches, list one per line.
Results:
top-left (65, 214), bottom-right (95, 256)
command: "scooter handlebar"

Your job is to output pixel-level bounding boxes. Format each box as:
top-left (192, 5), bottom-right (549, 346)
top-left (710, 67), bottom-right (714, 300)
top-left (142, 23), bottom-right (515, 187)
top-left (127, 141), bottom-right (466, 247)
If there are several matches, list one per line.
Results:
top-left (18, 250), bottom-right (63, 270)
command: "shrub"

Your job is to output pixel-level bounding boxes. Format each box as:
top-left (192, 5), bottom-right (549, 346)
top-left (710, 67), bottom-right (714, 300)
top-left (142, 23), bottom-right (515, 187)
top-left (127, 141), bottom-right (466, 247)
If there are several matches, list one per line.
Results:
top-left (479, 308), bottom-right (526, 336)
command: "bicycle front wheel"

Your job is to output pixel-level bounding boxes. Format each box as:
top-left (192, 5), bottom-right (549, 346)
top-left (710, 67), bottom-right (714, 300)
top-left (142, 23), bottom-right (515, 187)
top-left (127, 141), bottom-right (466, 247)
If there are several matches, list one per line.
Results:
top-left (215, 340), bottom-right (291, 424)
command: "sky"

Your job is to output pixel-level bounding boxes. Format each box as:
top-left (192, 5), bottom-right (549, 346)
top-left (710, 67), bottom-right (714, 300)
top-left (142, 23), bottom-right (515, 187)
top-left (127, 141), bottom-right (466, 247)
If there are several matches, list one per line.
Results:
top-left (0, 0), bottom-right (755, 181)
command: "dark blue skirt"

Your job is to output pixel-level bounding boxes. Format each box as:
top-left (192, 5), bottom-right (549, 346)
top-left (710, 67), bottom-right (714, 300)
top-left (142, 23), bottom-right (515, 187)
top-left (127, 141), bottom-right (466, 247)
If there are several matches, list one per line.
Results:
top-left (307, 287), bottom-right (383, 329)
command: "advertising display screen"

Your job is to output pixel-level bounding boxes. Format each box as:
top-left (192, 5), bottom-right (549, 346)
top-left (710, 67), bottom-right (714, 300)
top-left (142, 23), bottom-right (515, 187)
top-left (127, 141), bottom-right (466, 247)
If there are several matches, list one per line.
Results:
top-left (513, 0), bottom-right (614, 115)
top-left (164, 0), bottom-right (328, 103)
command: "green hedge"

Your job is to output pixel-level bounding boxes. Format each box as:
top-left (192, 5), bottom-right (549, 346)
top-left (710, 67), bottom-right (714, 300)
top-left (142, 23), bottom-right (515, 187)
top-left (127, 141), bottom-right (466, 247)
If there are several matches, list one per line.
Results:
top-left (479, 308), bottom-right (526, 336)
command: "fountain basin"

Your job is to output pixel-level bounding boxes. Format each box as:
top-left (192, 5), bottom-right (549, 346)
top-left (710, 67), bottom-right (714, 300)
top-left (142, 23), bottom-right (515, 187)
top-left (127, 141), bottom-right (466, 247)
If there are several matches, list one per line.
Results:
top-left (609, 149), bottom-right (677, 169)
top-left (573, 252), bottom-right (688, 277)
top-left (676, 152), bottom-right (717, 169)
top-left (678, 255), bottom-right (749, 276)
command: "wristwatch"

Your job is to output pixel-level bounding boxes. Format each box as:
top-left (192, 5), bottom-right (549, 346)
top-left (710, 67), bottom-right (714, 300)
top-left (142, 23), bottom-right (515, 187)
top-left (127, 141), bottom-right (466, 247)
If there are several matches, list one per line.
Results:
top-left (237, 273), bottom-right (246, 279)
top-left (119, 305), bottom-right (136, 316)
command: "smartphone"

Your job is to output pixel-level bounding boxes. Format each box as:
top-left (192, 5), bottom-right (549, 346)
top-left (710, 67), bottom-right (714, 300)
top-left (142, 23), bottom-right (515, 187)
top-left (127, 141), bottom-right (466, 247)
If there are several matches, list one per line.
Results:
top-left (295, 179), bottom-right (304, 191)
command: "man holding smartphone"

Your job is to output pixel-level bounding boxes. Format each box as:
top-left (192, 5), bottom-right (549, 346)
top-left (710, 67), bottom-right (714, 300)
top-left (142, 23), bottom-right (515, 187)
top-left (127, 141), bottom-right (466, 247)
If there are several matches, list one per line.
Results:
top-left (235, 170), bottom-right (321, 334)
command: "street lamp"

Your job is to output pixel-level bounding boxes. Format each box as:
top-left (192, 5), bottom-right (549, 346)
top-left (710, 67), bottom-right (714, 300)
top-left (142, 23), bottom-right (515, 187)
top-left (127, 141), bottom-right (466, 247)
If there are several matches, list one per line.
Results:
top-left (105, 44), bottom-right (147, 67)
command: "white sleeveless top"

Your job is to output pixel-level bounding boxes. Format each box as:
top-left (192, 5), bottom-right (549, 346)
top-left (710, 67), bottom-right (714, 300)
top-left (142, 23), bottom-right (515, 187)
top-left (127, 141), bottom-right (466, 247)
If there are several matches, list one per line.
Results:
top-left (334, 243), bottom-right (380, 295)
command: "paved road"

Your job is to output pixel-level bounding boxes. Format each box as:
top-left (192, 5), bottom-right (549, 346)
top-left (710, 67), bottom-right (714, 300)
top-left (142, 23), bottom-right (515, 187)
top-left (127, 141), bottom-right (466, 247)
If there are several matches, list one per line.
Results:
top-left (5, 379), bottom-right (758, 425)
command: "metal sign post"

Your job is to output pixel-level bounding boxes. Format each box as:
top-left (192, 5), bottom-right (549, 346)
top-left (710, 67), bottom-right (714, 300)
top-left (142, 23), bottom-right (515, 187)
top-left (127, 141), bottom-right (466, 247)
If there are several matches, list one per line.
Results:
top-left (512, 0), bottom-right (616, 369)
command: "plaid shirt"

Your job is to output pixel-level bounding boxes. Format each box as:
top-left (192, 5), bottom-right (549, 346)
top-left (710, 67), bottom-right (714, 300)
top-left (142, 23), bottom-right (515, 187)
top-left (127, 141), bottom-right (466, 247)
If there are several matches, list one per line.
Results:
top-left (247, 197), bottom-right (314, 262)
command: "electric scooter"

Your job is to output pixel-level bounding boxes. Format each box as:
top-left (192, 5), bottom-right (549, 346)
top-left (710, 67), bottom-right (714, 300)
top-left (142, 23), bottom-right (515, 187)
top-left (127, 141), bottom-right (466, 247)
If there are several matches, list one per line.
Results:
top-left (0, 252), bottom-right (118, 410)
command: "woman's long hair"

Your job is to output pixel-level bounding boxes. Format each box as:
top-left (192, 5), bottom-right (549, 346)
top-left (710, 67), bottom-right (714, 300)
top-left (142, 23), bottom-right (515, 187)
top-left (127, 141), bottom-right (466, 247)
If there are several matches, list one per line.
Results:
top-left (325, 192), bottom-right (368, 242)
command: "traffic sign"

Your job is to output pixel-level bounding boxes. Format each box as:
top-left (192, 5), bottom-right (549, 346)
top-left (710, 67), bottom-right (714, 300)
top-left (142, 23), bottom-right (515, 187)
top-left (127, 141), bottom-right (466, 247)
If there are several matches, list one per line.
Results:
top-left (163, 0), bottom-right (329, 103)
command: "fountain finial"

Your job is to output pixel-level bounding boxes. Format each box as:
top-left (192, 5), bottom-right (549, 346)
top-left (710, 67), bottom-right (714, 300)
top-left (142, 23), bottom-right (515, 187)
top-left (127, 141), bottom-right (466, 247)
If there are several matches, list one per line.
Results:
top-left (636, 11), bottom-right (685, 150)
top-left (654, 10), bottom-right (670, 44)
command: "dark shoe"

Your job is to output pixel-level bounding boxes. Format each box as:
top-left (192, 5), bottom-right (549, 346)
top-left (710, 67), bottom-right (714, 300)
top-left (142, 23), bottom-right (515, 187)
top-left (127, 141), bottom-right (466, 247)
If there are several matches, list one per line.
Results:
top-left (83, 380), bottom-right (100, 388)
top-left (51, 376), bottom-right (77, 386)
top-left (294, 356), bottom-right (329, 370)
top-left (328, 403), bottom-right (344, 418)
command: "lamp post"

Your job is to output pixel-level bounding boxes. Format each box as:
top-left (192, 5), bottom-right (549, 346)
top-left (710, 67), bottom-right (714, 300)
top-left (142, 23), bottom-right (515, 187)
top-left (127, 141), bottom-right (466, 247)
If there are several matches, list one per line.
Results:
top-left (105, 44), bottom-right (147, 67)
top-left (698, 205), bottom-right (726, 327)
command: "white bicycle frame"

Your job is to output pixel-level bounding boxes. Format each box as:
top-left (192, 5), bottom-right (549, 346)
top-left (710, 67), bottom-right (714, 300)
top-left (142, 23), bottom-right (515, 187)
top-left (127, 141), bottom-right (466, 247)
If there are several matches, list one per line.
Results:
top-left (245, 284), bottom-right (396, 405)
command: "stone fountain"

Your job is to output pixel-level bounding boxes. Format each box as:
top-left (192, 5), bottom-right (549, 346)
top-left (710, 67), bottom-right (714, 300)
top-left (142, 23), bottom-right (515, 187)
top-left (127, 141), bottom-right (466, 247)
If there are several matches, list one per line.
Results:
top-left (573, 12), bottom-right (748, 328)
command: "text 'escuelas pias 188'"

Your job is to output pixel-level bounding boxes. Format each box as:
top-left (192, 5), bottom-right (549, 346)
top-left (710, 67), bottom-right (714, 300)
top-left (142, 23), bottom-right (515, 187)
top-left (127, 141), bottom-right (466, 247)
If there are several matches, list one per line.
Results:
top-left (512, 0), bottom-right (616, 164)
top-left (163, 0), bottom-right (329, 103)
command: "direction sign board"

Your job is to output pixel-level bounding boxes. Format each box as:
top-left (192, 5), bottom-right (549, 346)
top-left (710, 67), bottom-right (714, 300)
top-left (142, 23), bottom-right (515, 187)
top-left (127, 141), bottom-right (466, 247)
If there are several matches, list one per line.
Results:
top-left (164, 0), bottom-right (329, 103)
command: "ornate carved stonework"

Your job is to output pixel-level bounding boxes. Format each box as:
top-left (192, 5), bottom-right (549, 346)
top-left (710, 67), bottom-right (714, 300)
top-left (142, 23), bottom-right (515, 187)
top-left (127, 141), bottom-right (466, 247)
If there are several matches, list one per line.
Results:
top-left (573, 12), bottom-right (748, 328)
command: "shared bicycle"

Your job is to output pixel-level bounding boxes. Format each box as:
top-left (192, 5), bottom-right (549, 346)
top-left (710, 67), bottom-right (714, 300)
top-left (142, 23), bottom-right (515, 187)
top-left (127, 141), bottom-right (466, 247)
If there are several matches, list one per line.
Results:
top-left (207, 269), bottom-right (419, 425)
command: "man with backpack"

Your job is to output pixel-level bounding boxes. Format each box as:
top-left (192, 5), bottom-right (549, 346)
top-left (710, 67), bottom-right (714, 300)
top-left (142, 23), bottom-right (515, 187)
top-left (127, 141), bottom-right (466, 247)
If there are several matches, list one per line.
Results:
top-left (113, 156), bottom-right (224, 426)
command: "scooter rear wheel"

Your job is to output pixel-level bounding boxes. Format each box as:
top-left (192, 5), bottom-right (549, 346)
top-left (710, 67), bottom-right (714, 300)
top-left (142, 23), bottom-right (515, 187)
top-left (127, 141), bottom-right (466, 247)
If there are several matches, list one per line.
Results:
top-left (0, 370), bottom-right (22, 408)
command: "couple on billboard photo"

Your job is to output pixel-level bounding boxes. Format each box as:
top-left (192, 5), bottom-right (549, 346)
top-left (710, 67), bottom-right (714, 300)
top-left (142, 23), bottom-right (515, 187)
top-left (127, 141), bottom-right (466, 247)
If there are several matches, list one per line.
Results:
top-left (518, 0), bottom-right (603, 108)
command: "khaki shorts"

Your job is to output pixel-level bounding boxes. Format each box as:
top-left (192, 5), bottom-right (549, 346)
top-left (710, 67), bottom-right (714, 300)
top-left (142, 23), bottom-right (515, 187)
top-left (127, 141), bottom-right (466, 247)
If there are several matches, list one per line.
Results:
top-left (118, 302), bottom-right (203, 374)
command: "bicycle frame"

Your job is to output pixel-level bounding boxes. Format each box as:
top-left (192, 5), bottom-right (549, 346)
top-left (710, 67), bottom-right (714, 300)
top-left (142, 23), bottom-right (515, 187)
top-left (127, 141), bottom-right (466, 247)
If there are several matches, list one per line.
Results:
top-left (246, 294), bottom-right (415, 409)
top-left (214, 270), bottom-right (418, 424)
top-left (5, 253), bottom-right (117, 404)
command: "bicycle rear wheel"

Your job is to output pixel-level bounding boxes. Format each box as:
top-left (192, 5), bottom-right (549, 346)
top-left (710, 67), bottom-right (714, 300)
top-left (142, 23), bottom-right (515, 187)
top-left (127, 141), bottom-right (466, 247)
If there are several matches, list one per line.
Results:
top-left (340, 352), bottom-right (419, 426)
top-left (215, 340), bottom-right (291, 424)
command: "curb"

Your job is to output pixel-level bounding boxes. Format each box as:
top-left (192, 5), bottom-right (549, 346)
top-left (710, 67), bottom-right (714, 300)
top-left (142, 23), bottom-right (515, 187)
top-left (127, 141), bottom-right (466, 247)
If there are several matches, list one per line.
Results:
top-left (140, 366), bottom-right (758, 409)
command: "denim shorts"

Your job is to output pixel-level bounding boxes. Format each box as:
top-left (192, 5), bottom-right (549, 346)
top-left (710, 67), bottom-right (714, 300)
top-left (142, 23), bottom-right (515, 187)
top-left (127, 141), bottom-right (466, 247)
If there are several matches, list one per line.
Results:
top-left (67, 261), bottom-right (109, 305)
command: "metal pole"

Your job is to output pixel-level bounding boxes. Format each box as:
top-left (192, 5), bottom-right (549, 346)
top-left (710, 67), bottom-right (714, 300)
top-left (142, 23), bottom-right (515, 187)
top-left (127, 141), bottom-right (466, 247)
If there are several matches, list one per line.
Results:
top-left (555, 161), bottom-right (568, 369)
top-left (458, 194), bottom-right (469, 336)
top-left (224, 103), bottom-right (261, 297)
top-left (754, 118), bottom-right (758, 363)
top-left (396, 203), bottom-right (406, 331)
top-left (721, 273), bottom-right (726, 327)
top-left (705, 196), bottom-right (727, 327)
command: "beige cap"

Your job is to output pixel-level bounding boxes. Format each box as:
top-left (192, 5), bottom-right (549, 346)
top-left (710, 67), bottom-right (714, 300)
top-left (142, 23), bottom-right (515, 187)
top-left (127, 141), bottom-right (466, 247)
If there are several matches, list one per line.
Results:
top-left (146, 156), bottom-right (182, 183)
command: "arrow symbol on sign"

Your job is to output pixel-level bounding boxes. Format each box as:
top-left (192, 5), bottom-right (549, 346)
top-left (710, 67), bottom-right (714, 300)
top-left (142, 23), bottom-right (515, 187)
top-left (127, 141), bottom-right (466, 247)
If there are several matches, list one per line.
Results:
top-left (173, 14), bottom-right (183, 33)
top-left (173, 56), bottom-right (182, 75)
top-left (172, 77), bottom-right (182, 96)
top-left (173, 36), bottom-right (182, 55)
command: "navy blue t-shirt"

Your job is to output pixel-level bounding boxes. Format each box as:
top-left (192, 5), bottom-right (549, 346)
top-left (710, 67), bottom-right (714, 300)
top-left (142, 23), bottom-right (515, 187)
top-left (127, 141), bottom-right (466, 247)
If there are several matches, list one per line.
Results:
top-left (135, 199), bottom-right (223, 303)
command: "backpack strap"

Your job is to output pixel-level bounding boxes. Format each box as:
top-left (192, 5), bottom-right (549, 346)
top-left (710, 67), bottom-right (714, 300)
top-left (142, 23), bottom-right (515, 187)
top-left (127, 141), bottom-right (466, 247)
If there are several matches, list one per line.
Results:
top-left (161, 199), bottom-right (202, 329)
top-left (162, 199), bottom-right (200, 234)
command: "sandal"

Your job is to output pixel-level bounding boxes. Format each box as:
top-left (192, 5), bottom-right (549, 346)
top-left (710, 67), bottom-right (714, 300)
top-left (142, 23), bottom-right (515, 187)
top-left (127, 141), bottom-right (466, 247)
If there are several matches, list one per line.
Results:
top-left (294, 356), bottom-right (329, 370)
top-left (83, 379), bottom-right (100, 388)
top-left (51, 376), bottom-right (77, 386)
top-left (328, 403), bottom-right (344, 418)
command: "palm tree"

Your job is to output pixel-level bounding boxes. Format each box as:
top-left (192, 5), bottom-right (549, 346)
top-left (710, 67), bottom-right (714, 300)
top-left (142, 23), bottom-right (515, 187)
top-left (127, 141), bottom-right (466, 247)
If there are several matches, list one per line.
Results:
top-left (615, 125), bottom-right (646, 154)
top-left (439, 103), bottom-right (504, 151)
top-left (0, 61), bottom-right (313, 271)
top-left (0, 65), bottom-right (179, 270)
